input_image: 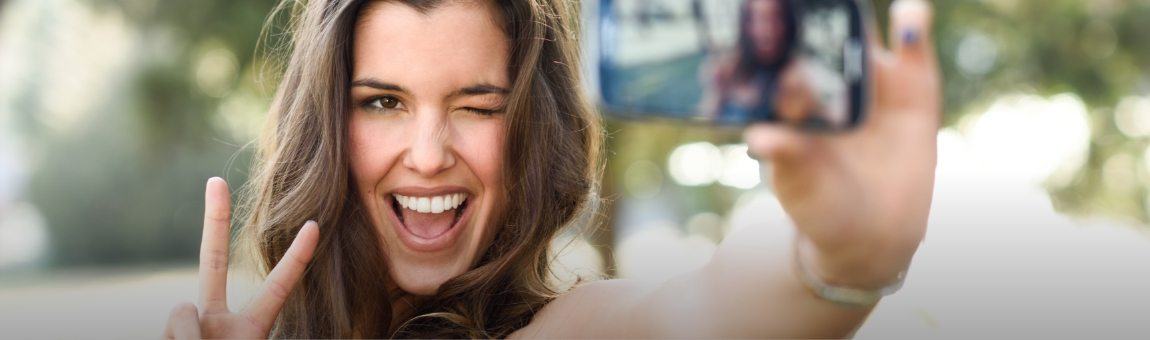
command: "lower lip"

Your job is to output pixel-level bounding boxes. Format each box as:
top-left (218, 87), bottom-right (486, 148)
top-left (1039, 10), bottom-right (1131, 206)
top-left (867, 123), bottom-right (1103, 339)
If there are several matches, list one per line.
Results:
top-left (386, 196), bottom-right (472, 253)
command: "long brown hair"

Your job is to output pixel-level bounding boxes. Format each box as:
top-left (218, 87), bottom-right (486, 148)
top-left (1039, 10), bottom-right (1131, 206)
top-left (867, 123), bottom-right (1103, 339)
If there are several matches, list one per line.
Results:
top-left (238, 0), bottom-right (602, 337)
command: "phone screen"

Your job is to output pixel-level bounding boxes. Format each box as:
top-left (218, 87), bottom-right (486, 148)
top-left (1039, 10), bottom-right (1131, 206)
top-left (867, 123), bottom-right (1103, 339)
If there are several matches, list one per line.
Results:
top-left (594, 0), bottom-right (868, 130)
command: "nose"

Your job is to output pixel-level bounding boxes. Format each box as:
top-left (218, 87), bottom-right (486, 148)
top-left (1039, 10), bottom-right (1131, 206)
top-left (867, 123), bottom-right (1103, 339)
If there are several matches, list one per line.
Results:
top-left (402, 110), bottom-right (456, 177)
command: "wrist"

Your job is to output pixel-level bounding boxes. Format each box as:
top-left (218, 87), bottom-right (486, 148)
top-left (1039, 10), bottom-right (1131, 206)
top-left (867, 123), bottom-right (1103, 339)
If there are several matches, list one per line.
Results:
top-left (794, 234), bottom-right (915, 290)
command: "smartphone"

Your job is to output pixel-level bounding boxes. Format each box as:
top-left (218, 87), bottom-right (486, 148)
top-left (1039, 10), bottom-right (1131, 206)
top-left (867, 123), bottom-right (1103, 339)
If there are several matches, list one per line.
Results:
top-left (585, 0), bottom-right (870, 130)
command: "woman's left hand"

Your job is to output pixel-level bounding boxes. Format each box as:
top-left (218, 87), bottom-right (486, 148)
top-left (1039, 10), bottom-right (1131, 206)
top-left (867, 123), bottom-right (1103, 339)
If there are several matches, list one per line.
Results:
top-left (745, 0), bottom-right (941, 288)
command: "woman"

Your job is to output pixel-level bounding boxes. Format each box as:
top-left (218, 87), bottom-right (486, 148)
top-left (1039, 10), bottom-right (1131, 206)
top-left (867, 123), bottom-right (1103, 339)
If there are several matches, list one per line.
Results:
top-left (163, 0), bottom-right (940, 337)
top-left (699, 0), bottom-right (800, 124)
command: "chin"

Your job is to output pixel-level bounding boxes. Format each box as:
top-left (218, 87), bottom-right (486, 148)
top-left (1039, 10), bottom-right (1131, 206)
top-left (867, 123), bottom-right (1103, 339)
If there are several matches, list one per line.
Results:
top-left (380, 202), bottom-right (492, 296)
top-left (369, 187), bottom-right (503, 296)
top-left (388, 259), bottom-right (471, 296)
top-left (373, 189), bottom-right (484, 295)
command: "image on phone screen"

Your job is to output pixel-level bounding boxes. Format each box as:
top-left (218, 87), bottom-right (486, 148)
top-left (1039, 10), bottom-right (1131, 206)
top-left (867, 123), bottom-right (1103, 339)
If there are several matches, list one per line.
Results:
top-left (597, 0), bottom-right (867, 130)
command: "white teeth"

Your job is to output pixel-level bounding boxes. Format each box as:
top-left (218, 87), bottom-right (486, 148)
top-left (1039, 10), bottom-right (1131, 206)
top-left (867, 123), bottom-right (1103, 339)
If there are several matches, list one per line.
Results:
top-left (417, 197), bottom-right (430, 213)
top-left (394, 193), bottom-right (468, 214)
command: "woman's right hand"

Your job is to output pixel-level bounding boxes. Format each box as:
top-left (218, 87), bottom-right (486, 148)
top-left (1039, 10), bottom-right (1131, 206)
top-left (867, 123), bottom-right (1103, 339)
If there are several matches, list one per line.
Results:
top-left (163, 177), bottom-right (319, 339)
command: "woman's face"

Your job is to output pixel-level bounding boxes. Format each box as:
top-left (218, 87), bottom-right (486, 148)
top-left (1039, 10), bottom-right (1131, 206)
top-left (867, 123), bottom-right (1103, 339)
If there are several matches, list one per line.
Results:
top-left (348, 1), bottom-right (508, 296)
top-left (747, 0), bottom-right (787, 63)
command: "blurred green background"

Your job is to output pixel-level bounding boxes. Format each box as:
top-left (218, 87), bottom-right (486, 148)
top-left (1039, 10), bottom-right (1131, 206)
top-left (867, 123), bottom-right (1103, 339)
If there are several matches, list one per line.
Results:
top-left (3, 0), bottom-right (1150, 338)
top-left (0, 0), bottom-right (1148, 278)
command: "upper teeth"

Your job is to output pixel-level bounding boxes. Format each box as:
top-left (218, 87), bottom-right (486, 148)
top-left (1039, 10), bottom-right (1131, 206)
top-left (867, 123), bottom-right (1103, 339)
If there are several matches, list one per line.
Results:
top-left (394, 193), bottom-right (468, 214)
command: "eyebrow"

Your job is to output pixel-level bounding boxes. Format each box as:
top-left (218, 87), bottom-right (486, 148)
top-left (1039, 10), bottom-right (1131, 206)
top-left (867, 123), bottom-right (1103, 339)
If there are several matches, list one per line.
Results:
top-left (351, 78), bottom-right (409, 93)
top-left (452, 84), bottom-right (510, 98)
top-left (350, 78), bottom-right (509, 99)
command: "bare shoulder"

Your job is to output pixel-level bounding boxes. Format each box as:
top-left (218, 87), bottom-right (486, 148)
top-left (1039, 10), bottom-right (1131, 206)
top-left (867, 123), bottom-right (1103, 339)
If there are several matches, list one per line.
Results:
top-left (510, 279), bottom-right (655, 338)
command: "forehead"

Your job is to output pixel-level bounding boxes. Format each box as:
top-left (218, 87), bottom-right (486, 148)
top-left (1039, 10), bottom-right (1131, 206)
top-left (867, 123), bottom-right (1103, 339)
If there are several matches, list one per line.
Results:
top-left (352, 1), bottom-right (510, 88)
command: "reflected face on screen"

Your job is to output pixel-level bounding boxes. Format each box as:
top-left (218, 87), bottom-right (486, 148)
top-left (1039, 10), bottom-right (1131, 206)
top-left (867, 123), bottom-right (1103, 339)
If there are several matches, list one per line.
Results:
top-left (747, 0), bottom-right (788, 64)
top-left (598, 0), bottom-right (865, 129)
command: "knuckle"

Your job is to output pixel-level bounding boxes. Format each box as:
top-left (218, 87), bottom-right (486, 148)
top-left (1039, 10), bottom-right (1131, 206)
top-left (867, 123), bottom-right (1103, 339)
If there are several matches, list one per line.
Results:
top-left (205, 212), bottom-right (231, 225)
top-left (169, 302), bottom-right (198, 319)
top-left (264, 278), bottom-right (292, 301)
top-left (205, 248), bottom-right (229, 271)
top-left (203, 295), bottom-right (228, 307)
top-left (286, 250), bottom-right (311, 269)
top-left (242, 311), bottom-right (270, 331)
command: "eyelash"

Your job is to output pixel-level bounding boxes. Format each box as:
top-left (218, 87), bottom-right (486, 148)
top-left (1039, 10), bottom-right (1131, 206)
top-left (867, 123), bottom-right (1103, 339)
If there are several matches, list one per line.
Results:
top-left (360, 96), bottom-right (503, 116)
top-left (361, 96), bottom-right (404, 113)
top-left (464, 107), bottom-right (502, 116)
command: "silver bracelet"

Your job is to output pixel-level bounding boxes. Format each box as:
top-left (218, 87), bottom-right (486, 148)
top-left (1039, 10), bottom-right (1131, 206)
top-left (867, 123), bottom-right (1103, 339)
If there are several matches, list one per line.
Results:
top-left (793, 242), bottom-right (906, 307)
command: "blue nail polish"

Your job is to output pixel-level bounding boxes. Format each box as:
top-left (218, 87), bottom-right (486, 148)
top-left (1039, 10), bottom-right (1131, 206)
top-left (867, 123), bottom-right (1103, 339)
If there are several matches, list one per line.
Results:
top-left (902, 29), bottom-right (920, 45)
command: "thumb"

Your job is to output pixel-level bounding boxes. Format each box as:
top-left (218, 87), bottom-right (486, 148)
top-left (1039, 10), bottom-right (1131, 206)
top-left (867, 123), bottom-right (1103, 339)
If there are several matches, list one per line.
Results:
top-left (744, 124), bottom-right (811, 163)
top-left (164, 302), bottom-right (202, 340)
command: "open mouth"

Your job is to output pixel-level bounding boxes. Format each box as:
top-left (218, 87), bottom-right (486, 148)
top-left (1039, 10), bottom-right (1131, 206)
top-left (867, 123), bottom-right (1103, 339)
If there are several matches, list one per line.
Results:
top-left (390, 192), bottom-right (470, 240)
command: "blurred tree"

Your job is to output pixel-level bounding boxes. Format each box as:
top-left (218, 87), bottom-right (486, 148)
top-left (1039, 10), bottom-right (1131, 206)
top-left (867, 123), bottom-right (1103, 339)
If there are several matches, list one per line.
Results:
top-left (22, 0), bottom-right (280, 266)
top-left (920, 0), bottom-right (1150, 223)
top-left (8, 0), bottom-right (1150, 269)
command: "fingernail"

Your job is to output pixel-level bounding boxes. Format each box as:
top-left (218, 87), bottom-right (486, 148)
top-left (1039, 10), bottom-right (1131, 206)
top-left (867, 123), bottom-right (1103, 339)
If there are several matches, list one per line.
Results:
top-left (208, 176), bottom-right (223, 184)
top-left (902, 28), bottom-right (921, 45)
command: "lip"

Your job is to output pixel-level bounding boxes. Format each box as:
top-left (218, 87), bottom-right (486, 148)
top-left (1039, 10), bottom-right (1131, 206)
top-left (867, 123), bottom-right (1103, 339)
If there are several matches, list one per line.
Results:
top-left (385, 186), bottom-right (474, 253)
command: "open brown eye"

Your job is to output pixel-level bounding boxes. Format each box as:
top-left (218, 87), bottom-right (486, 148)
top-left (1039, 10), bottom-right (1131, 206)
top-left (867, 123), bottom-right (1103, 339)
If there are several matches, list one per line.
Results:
top-left (379, 96), bottom-right (399, 109)
top-left (365, 95), bottom-right (404, 112)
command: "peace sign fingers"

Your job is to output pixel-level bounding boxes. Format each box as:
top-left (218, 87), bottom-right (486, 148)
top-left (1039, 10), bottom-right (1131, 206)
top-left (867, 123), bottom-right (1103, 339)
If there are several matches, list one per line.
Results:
top-left (183, 177), bottom-right (320, 337)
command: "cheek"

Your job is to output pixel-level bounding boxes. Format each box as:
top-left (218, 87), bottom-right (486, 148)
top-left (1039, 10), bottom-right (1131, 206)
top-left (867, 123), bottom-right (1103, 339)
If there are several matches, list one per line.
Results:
top-left (456, 119), bottom-right (506, 251)
top-left (457, 121), bottom-right (505, 189)
top-left (348, 115), bottom-right (405, 195)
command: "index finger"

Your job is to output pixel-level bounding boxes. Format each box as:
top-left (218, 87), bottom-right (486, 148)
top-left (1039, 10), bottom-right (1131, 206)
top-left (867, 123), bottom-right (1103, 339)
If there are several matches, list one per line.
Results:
top-left (241, 220), bottom-right (319, 330)
top-left (199, 177), bottom-right (232, 313)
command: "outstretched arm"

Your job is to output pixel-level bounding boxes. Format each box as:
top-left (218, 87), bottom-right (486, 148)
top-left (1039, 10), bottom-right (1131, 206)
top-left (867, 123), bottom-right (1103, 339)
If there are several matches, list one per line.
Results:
top-left (514, 0), bottom-right (940, 337)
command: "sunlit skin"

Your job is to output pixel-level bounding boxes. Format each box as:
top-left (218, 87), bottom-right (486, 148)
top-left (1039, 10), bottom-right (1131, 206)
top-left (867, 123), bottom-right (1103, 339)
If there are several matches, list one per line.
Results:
top-left (517, 0), bottom-right (941, 337)
top-left (165, 0), bottom-right (940, 338)
top-left (162, 2), bottom-right (512, 337)
top-left (347, 1), bottom-right (509, 296)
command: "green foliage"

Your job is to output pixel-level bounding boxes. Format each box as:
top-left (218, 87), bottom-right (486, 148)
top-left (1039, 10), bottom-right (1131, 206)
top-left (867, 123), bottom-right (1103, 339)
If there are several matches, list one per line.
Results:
top-left (23, 0), bottom-right (278, 267)
top-left (13, 0), bottom-right (1150, 268)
